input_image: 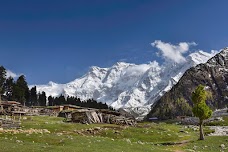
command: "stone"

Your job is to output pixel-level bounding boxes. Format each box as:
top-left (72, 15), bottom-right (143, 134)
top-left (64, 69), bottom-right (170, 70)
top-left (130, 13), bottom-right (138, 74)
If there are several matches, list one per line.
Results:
top-left (94, 127), bottom-right (101, 131)
top-left (220, 144), bottom-right (225, 149)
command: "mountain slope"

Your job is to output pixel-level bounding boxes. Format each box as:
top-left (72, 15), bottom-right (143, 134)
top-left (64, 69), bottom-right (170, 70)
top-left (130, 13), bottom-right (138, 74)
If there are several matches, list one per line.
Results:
top-left (32, 50), bottom-right (217, 118)
top-left (146, 48), bottom-right (228, 120)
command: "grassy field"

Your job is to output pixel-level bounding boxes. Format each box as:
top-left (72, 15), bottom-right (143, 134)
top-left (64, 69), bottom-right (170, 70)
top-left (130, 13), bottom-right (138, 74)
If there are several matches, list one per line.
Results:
top-left (0, 116), bottom-right (227, 152)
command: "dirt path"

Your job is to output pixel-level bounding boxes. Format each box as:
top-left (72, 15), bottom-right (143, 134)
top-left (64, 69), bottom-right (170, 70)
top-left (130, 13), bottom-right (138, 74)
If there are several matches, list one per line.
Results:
top-left (170, 140), bottom-right (189, 152)
top-left (158, 140), bottom-right (190, 152)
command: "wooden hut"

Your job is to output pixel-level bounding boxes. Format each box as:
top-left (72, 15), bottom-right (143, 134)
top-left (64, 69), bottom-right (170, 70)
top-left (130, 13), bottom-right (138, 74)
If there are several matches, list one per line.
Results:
top-left (0, 101), bottom-right (22, 115)
top-left (47, 106), bottom-right (64, 113)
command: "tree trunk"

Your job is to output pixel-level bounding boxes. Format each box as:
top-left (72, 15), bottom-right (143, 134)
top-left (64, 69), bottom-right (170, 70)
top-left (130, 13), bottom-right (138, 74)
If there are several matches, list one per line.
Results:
top-left (199, 120), bottom-right (205, 140)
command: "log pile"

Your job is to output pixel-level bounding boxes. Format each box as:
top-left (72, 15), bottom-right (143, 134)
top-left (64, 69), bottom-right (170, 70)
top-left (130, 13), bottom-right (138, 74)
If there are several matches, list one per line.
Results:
top-left (71, 109), bottom-right (136, 126)
top-left (71, 109), bottom-right (102, 124)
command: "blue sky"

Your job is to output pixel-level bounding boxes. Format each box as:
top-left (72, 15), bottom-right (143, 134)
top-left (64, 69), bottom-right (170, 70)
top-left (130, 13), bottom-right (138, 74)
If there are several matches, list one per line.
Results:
top-left (0, 0), bottom-right (228, 84)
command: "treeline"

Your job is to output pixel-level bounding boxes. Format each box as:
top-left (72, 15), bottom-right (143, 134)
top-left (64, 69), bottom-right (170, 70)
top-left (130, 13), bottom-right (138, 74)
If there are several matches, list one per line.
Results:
top-left (0, 66), bottom-right (30, 105)
top-left (0, 66), bottom-right (112, 110)
top-left (48, 95), bottom-right (113, 110)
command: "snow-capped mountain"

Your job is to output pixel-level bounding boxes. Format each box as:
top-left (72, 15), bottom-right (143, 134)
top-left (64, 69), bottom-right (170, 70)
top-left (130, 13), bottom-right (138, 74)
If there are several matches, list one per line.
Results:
top-left (32, 50), bottom-right (218, 118)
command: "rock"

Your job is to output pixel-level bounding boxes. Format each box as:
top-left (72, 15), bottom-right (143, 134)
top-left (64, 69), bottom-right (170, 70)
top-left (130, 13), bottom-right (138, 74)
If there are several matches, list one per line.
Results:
top-left (86, 128), bottom-right (93, 133)
top-left (56, 133), bottom-right (63, 136)
top-left (43, 129), bottom-right (50, 133)
top-left (193, 145), bottom-right (197, 150)
top-left (125, 139), bottom-right (131, 144)
top-left (0, 128), bottom-right (4, 132)
top-left (94, 127), bottom-right (101, 131)
top-left (220, 144), bottom-right (225, 149)
top-left (114, 131), bottom-right (120, 134)
top-left (137, 141), bottom-right (144, 145)
top-left (16, 140), bottom-right (23, 143)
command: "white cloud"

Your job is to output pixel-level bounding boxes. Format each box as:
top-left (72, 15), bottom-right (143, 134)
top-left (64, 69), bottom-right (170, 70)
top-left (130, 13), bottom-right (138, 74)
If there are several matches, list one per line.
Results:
top-left (122, 61), bottom-right (160, 79)
top-left (124, 64), bottom-right (151, 76)
top-left (151, 40), bottom-right (197, 63)
top-left (6, 70), bottom-right (21, 79)
top-left (211, 49), bottom-right (219, 55)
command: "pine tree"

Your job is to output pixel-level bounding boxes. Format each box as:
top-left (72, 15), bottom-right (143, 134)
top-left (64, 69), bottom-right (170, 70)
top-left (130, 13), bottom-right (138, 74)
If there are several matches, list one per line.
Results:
top-left (0, 66), bottom-right (6, 101)
top-left (4, 77), bottom-right (15, 101)
top-left (48, 96), bottom-right (54, 106)
top-left (58, 95), bottom-right (66, 105)
top-left (192, 85), bottom-right (212, 140)
top-left (13, 75), bottom-right (29, 105)
top-left (38, 91), bottom-right (46, 106)
top-left (30, 86), bottom-right (38, 106)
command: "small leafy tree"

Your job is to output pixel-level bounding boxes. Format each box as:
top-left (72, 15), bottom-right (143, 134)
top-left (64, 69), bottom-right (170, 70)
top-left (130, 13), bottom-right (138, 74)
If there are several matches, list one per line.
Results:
top-left (192, 85), bottom-right (212, 140)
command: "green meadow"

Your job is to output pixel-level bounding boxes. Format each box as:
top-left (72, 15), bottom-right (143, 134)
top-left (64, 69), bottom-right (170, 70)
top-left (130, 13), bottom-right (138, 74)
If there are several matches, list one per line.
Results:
top-left (0, 116), bottom-right (227, 152)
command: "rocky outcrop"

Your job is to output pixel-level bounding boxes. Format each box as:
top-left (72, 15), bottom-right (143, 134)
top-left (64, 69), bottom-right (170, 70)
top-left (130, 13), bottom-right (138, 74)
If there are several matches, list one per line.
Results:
top-left (146, 48), bottom-right (228, 120)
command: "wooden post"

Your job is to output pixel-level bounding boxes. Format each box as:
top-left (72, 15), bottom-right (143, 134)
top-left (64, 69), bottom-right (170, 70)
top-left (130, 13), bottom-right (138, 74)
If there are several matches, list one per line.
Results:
top-left (19, 113), bottom-right (21, 121)
top-left (12, 113), bottom-right (14, 124)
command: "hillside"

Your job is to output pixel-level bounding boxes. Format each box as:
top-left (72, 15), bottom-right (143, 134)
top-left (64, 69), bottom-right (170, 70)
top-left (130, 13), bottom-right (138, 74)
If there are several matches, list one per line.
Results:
top-left (147, 48), bottom-right (228, 120)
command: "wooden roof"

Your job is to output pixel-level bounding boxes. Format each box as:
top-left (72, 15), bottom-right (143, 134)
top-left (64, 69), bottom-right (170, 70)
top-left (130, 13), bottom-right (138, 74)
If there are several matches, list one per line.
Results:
top-left (63, 104), bottom-right (82, 109)
top-left (0, 101), bottom-right (21, 105)
top-left (47, 105), bottom-right (83, 109)
top-left (12, 111), bottom-right (27, 114)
